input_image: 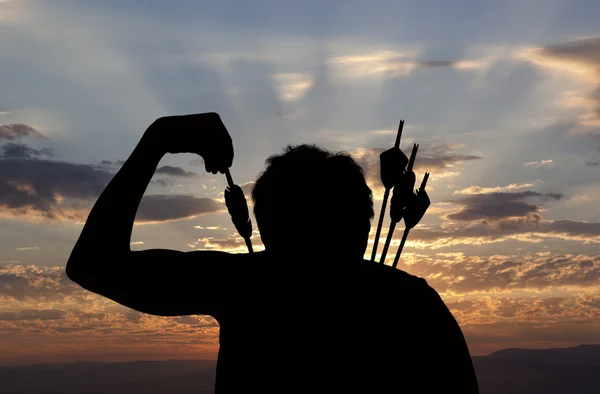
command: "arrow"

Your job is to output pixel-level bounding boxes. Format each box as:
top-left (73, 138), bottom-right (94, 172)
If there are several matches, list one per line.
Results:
top-left (391, 172), bottom-right (430, 268)
top-left (379, 143), bottom-right (418, 264)
top-left (224, 169), bottom-right (254, 253)
top-left (370, 120), bottom-right (408, 262)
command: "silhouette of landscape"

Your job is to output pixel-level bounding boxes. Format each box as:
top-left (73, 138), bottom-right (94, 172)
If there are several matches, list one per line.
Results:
top-left (1, 345), bottom-right (598, 394)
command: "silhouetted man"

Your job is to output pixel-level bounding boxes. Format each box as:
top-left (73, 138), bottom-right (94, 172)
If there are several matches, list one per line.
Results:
top-left (66, 113), bottom-right (479, 393)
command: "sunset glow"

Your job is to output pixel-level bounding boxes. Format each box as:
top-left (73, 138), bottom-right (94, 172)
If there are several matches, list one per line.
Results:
top-left (1, 0), bottom-right (599, 366)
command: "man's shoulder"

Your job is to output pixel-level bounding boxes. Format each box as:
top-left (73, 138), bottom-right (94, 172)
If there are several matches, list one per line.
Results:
top-left (357, 259), bottom-right (428, 286)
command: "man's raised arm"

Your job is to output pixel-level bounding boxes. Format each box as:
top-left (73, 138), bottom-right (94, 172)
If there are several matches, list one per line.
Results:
top-left (66, 113), bottom-right (236, 318)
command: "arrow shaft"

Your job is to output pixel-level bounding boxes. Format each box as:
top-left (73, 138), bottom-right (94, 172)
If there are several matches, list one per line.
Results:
top-left (225, 169), bottom-right (234, 188)
top-left (420, 172), bottom-right (429, 191)
top-left (407, 144), bottom-right (419, 173)
top-left (244, 237), bottom-right (254, 253)
top-left (391, 228), bottom-right (410, 269)
top-left (379, 220), bottom-right (397, 264)
top-left (370, 188), bottom-right (390, 262)
top-left (394, 120), bottom-right (404, 148)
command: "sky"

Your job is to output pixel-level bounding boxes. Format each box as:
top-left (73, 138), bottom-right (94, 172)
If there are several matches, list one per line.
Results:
top-left (0, 0), bottom-right (599, 365)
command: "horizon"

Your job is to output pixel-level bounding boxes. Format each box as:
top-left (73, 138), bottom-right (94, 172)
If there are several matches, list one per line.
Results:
top-left (1, 0), bottom-right (599, 368)
top-left (3, 343), bottom-right (599, 368)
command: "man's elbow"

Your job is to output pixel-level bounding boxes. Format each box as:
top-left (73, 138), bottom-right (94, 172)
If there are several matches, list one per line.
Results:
top-left (65, 249), bottom-right (117, 291)
top-left (65, 253), bottom-right (95, 290)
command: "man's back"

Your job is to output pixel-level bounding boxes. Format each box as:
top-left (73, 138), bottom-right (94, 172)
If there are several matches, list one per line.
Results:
top-left (213, 252), bottom-right (478, 393)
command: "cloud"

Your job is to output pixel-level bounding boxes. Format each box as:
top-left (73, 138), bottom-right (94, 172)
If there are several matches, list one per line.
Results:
top-left (136, 195), bottom-right (224, 223)
top-left (446, 293), bottom-right (600, 354)
top-left (0, 124), bottom-right (46, 141)
top-left (98, 159), bottom-right (125, 168)
top-left (415, 60), bottom-right (486, 70)
top-left (401, 217), bottom-right (600, 250)
top-left (271, 73), bottom-right (314, 102)
top-left (446, 191), bottom-right (563, 221)
top-left (524, 159), bottom-right (554, 168)
top-left (447, 294), bottom-right (600, 326)
top-left (15, 246), bottom-right (39, 251)
top-left (188, 157), bottom-right (204, 167)
top-left (0, 154), bottom-right (223, 223)
top-left (0, 309), bottom-right (65, 321)
top-left (586, 159), bottom-right (600, 167)
top-left (351, 143), bottom-right (481, 196)
top-left (238, 181), bottom-right (255, 198)
top-left (328, 49), bottom-right (486, 79)
top-left (188, 235), bottom-right (263, 253)
top-left (0, 143), bottom-right (52, 159)
top-left (0, 158), bottom-right (112, 221)
top-left (155, 165), bottom-right (199, 178)
top-left (453, 182), bottom-right (536, 195)
top-left (193, 225), bottom-right (223, 230)
top-left (328, 50), bottom-right (417, 77)
top-left (0, 265), bottom-right (81, 302)
top-left (396, 252), bottom-right (600, 294)
top-left (1, 260), bottom-right (596, 362)
top-left (0, 264), bottom-right (221, 364)
top-left (518, 37), bottom-right (600, 126)
top-left (152, 178), bottom-right (173, 187)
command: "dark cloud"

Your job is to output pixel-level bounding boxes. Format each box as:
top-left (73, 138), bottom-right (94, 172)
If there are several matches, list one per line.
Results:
top-left (540, 36), bottom-right (600, 70)
top-left (0, 143), bottom-right (52, 159)
top-left (447, 191), bottom-right (563, 221)
top-left (353, 144), bottom-right (480, 193)
top-left (0, 158), bottom-right (112, 220)
top-left (414, 144), bottom-right (482, 170)
top-left (537, 37), bottom-right (600, 124)
top-left (416, 60), bottom-right (457, 68)
top-left (586, 159), bottom-right (600, 167)
top-left (0, 124), bottom-right (45, 141)
top-left (136, 195), bottom-right (224, 222)
top-left (155, 165), bottom-right (198, 178)
top-left (545, 219), bottom-right (600, 237)
top-left (99, 159), bottom-right (125, 168)
top-left (0, 154), bottom-right (223, 222)
top-left (188, 157), bottom-right (204, 167)
top-left (400, 216), bottom-right (600, 250)
top-left (152, 178), bottom-right (174, 187)
top-left (0, 309), bottom-right (65, 321)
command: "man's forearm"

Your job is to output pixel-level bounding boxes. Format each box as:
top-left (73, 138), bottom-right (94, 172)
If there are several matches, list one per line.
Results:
top-left (67, 122), bottom-right (165, 277)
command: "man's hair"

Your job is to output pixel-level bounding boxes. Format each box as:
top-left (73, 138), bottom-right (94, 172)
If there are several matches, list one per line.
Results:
top-left (252, 144), bottom-right (374, 257)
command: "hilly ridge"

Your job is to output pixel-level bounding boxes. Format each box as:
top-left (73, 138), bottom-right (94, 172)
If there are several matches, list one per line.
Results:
top-left (1, 345), bottom-right (598, 393)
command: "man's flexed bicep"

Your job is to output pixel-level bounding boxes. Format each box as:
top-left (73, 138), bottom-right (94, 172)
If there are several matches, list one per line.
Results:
top-left (65, 113), bottom-right (238, 317)
top-left (69, 249), bottom-right (239, 318)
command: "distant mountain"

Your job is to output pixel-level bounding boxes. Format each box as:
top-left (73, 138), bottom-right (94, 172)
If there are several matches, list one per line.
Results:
top-left (0, 360), bottom-right (217, 394)
top-left (0, 345), bottom-right (598, 393)
top-left (472, 344), bottom-right (600, 394)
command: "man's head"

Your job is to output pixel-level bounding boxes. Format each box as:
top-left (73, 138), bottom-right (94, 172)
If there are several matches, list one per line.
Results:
top-left (252, 144), bottom-right (374, 258)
